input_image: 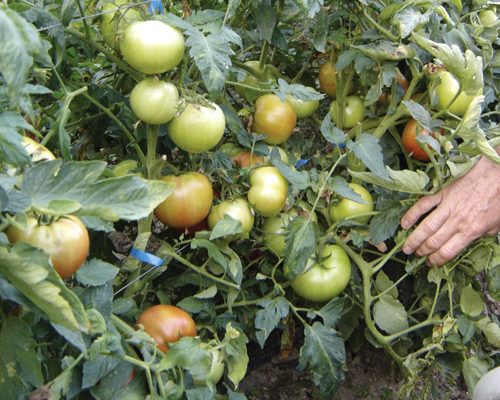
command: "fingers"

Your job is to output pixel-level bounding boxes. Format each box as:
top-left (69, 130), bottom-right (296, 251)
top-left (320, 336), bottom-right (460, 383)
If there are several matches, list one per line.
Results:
top-left (401, 193), bottom-right (443, 230)
top-left (426, 232), bottom-right (472, 266)
top-left (402, 203), bottom-right (450, 255)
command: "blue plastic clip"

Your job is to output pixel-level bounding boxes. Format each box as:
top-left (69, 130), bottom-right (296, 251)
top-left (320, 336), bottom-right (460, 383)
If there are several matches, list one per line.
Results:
top-left (130, 248), bottom-right (164, 267)
top-left (149, 0), bottom-right (163, 15)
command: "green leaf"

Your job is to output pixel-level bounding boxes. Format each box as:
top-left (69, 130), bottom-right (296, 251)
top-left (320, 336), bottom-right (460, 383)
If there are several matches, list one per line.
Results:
top-left (256, 1), bottom-right (277, 42)
top-left (320, 113), bottom-right (345, 146)
top-left (347, 134), bottom-right (391, 180)
top-left (76, 259), bottom-right (119, 287)
top-left (393, 8), bottom-right (429, 38)
top-left (460, 285), bottom-right (484, 317)
top-left (475, 317), bottom-right (500, 348)
top-left (210, 215), bottom-right (243, 240)
top-left (316, 297), bottom-right (347, 328)
top-left (0, 9), bottom-right (49, 106)
top-left (353, 42), bottom-right (416, 61)
top-left (375, 271), bottom-right (398, 298)
top-left (0, 244), bottom-right (89, 332)
top-left (223, 323), bottom-right (249, 388)
top-left (82, 334), bottom-right (122, 389)
top-left (276, 78), bottom-right (324, 101)
top-left (488, 265), bottom-right (500, 301)
top-left (330, 176), bottom-right (365, 203)
top-left (350, 167), bottom-right (429, 194)
top-left (186, 387), bottom-right (215, 400)
top-left (284, 216), bottom-right (317, 280)
top-left (0, 113), bottom-right (34, 166)
top-left (255, 297), bottom-right (290, 348)
top-left (298, 322), bottom-right (345, 398)
top-left (369, 203), bottom-right (406, 244)
top-left (411, 33), bottom-right (483, 96)
top-left (52, 323), bottom-right (87, 351)
top-left (373, 294), bottom-right (409, 334)
top-left (160, 337), bottom-right (212, 380)
top-left (0, 318), bottom-right (43, 397)
top-left (272, 159), bottom-right (311, 190)
top-left (162, 12), bottom-right (241, 93)
top-left (20, 160), bottom-right (174, 220)
top-left (312, 9), bottom-right (327, 52)
top-left (462, 356), bottom-right (489, 394)
top-left (194, 285), bottom-right (217, 299)
top-left (403, 100), bottom-right (442, 132)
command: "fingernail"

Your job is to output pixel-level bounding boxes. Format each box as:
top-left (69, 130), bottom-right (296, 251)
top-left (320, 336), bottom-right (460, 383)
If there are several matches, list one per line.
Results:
top-left (401, 219), bottom-right (410, 229)
top-left (402, 246), bottom-right (412, 255)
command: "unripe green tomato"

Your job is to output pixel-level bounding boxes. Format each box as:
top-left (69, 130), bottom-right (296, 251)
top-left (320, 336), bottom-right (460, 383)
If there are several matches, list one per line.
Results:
top-left (168, 102), bottom-right (226, 153)
top-left (329, 183), bottom-right (374, 224)
top-left (479, 9), bottom-right (498, 27)
top-left (429, 71), bottom-right (481, 116)
top-left (100, 0), bottom-right (141, 51)
top-left (285, 94), bottom-right (319, 118)
top-left (130, 79), bottom-right (179, 125)
top-left (120, 20), bottom-right (185, 74)
top-left (290, 244), bottom-right (351, 303)
top-left (247, 166), bottom-right (288, 217)
top-left (329, 96), bottom-right (365, 129)
top-left (207, 198), bottom-right (255, 238)
top-left (262, 208), bottom-right (317, 257)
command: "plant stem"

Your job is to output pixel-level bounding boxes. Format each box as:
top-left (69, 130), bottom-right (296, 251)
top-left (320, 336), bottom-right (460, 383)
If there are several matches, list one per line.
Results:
top-left (362, 9), bottom-right (399, 42)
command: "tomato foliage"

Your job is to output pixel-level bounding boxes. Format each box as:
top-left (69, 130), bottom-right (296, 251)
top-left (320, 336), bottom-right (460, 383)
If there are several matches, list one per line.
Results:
top-left (0, 1), bottom-right (499, 400)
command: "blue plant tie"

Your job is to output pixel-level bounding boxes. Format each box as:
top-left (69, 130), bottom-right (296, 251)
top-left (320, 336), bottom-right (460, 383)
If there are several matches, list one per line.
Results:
top-left (130, 248), bottom-right (164, 267)
top-left (295, 158), bottom-right (310, 169)
top-left (149, 0), bottom-right (163, 15)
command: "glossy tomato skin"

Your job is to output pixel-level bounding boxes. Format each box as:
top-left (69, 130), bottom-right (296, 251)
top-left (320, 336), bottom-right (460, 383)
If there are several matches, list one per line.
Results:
top-left (285, 94), bottom-right (319, 118)
top-left (247, 166), bottom-right (288, 217)
top-left (22, 137), bottom-right (56, 162)
top-left (290, 244), bottom-right (351, 302)
top-left (329, 183), bottom-right (374, 224)
top-left (130, 78), bottom-right (179, 125)
top-left (155, 172), bottom-right (213, 229)
top-left (329, 95), bottom-right (365, 129)
top-left (429, 71), bottom-right (481, 116)
top-left (120, 20), bottom-right (185, 74)
top-left (7, 216), bottom-right (89, 279)
top-left (168, 102), bottom-right (225, 153)
top-left (207, 198), bottom-right (254, 236)
top-left (252, 94), bottom-right (297, 145)
top-left (136, 304), bottom-right (196, 353)
top-left (232, 151), bottom-right (265, 168)
top-left (402, 119), bottom-right (431, 161)
top-left (100, 0), bottom-right (141, 51)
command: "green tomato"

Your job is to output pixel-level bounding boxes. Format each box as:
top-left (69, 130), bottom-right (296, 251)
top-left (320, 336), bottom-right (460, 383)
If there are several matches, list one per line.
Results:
top-left (290, 244), bottom-right (351, 302)
top-left (285, 94), bottom-right (319, 118)
top-left (207, 198), bottom-right (255, 238)
top-left (120, 20), bottom-right (185, 74)
top-left (100, 0), bottom-right (142, 51)
top-left (429, 70), bottom-right (482, 116)
top-left (329, 95), bottom-right (365, 129)
top-left (262, 208), bottom-right (317, 257)
top-left (130, 78), bottom-right (179, 125)
top-left (247, 166), bottom-right (288, 217)
top-left (479, 9), bottom-right (498, 27)
top-left (329, 183), bottom-right (374, 224)
top-left (168, 102), bottom-right (225, 153)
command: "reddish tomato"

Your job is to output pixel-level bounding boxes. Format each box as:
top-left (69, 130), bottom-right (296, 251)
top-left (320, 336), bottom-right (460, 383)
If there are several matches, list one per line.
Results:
top-left (154, 172), bottom-right (213, 229)
top-left (402, 119), bottom-right (433, 161)
top-left (319, 62), bottom-right (338, 98)
top-left (136, 304), bottom-right (196, 353)
top-left (252, 94), bottom-right (297, 145)
top-left (232, 151), bottom-right (265, 168)
top-left (7, 216), bottom-right (89, 279)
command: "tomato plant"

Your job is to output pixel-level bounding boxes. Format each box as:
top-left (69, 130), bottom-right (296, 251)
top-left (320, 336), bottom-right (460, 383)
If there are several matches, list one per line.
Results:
top-left (247, 166), bottom-right (288, 217)
top-left (168, 102), bottom-right (225, 153)
top-left (7, 216), bottom-right (89, 279)
top-left (285, 94), bottom-right (319, 118)
top-left (136, 305), bottom-right (196, 353)
top-left (429, 70), bottom-right (481, 116)
top-left (130, 78), bottom-right (179, 125)
top-left (120, 20), bottom-right (185, 74)
top-left (207, 198), bottom-right (254, 235)
top-left (329, 183), bottom-right (374, 224)
top-left (290, 244), bottom-right (351, 303)
top-left (479, 9), bottom-right (498, 27)
top-left (318, 61), bottom-right (338, 98)
top-left (22, 136), bottom-right (55, 162)
top-left (232, 150), bottom-right (265, 168)
top-left (236, 60), bottom-right (276, 101)
top-left (252, 94), bottom-right (297, 145)
top-left (329, 95), bottom-right (365, 129)
top-left (154, 172), bottom-right (213, 229)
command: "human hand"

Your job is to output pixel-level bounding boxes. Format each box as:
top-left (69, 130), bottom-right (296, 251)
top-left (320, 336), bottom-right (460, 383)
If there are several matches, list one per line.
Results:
top-left (400, 155), bottom-right (500, 266)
